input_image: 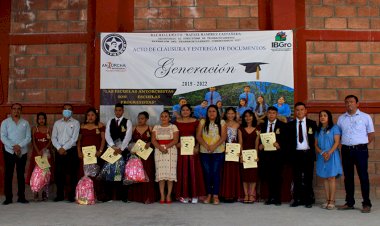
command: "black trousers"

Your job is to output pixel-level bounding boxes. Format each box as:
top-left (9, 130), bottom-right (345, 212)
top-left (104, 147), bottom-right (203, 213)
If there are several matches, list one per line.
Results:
top-left (55, 147), bottom-right (79, 200)
top-left (292, 150), bottom-right (315, 204)
top-left (3, 151), bottom-right (27, 200)
top-left (260, 151), bottom-right (283, 202)
top-left (341, 145), bottom-right (371, 207)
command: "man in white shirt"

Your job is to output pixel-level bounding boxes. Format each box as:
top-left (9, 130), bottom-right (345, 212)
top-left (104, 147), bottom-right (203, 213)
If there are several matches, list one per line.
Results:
top-left (51, 104), bottom-right (80, 202)
top-left (104, 103), bottom-right (132, 202)
top-left (337, 95), bottom-right (374, 213)
top-left (1, 103), bottom-right (31, 205)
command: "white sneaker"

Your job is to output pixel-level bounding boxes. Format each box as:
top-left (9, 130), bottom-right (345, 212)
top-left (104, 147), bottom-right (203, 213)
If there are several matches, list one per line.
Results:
top-left (179, 197), bottom-right (189, 203)
top-left (191, 198), bottom-right (198, 204)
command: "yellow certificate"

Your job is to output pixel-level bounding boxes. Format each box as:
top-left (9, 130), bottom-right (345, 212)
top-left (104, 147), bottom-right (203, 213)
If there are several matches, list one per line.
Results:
top-left (101, 147), bottom-right (122, 164)
top-left (180, 136), bottom-right (195, 155)
top-left (260, 132), bottom-right (277, 151)
top-left (242, 149), bottom-right (258, 169)
top-left (35, 156), bottom-right (50, 169)
top-left (225, 143), bottom-right (240, 162)
top-left (132, 139), bottom-right (153, 160)
top-left (82, 145), bottom-right (97, 165)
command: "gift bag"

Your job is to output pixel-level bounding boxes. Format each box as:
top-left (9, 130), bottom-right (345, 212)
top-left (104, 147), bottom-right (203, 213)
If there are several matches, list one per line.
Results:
top-left (75, 176), bottom-right (95, 205)
top-left (123, 155), bottom-right (149, 185)
top-left (84, 164), bottom-right (100, 177)
top-left (97, 158), bottom-right (125, 181)
top-left (30, 165), bottom-right (51, 192)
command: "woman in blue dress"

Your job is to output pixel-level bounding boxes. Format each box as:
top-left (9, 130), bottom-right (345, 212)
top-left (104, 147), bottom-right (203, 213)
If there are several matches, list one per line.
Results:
top-left (315, 110), bottom-right (342, 210)
top-left (237, 98), bottom-right (251, 121)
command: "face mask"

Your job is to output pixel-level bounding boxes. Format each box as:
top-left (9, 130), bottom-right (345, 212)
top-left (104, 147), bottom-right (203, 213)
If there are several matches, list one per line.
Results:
top-left (63, 109), bottom-right (72, 118)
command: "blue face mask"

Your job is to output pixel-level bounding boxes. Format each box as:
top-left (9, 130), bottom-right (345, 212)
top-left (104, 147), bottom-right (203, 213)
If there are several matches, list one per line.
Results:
top-left (63, 109), bottom-right (72, 118)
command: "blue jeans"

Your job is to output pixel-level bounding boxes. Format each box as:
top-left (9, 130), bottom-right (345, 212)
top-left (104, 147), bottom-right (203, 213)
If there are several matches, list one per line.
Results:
top-left (200, 153), bottom-right (224, 195)
top-left (342, 145), bottom-right (371, 207)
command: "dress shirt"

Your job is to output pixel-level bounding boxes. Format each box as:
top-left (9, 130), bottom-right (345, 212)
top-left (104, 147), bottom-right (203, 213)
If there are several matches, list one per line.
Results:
top-left (266, 119), bottom-right (277, 133)
top-left (239, 92), bottom-right (256, 110)
top-left (52, 117), bottom-right (80, 151)
top-left (205, 91), bottom-right (222, 105)
top-left (273, 103), bottom-right (291, 117)
top-left (1, 117), bottom-right (31, 155)
top-left (337, 109), bottom-right (375, 146)
top-left (105, 116), bottom-right (132, 151)
top-left (296, 118), bottom-right (310, 150)
top-left (194, 105), bottom-right (207, 119)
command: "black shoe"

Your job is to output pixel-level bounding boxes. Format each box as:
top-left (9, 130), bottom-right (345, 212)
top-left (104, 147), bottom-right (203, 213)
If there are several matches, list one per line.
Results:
top-left (264, 199), bottom-right (273, 205)
top-left (2, 200), bottom-right (12, 205)
top-left (290, 200), bottom-right (301, 207)
top-left (68, 198), bottom-right (76, 203)
top-left (305, 203), bottom-right (312, 208)
top-left (274, 200), bottom-right (282, 206)
top-left (361, 206), bottom-right (371, 213)
top-left (54, 197), bottom-right (64, 202)
top-left (17, 198), bottom-right (29, 204)
top-left (122, 199), bottom-right (130, 203)
top-left (338, 203), bottom-right (355, 210)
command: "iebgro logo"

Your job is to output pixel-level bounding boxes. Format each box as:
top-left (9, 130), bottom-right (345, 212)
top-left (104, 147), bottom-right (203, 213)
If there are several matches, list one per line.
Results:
top-left (272, 31), bottom-right (292, 50)
top-left (102, 34), bottom-right (127, 56)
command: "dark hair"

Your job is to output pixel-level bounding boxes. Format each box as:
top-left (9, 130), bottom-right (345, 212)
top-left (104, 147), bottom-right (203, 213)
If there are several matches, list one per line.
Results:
top-left (178, 97), bottom-right (186, 101)
top-left (36, 112), bottom-right (47, 126)
top-left (138, 111), bottom-right (149, 119)
top-left (180, 104), bottom-right (193, 117)
top-left (244, 85), bottom-right (250, 89)
top-left (267, 106), bottom-right (278, 112)
top-left (204, 105), bottom-right (222, 136)
top-left (254, 95), bottom-right (267, 113)
top-left (317, 110), bottom-right (334, 133)
top-left (345, 95), bottom-right (359, 103)
top-left (115, 103), bottom-right (124, 109)
top-left (11, 103), bottom-right (22, 110)
top-left (161, 110), bottom-right (170, 117)
top-left (238, 98), bottom-right (247, 107)
top-left (241, 110), bottom-right (257, 128)
top-left (294, 102), bottom-right (306, 108)
top-left (84, 107), bottom-right (99, 125)
top-left (223, 107), bottom-right (237, 121)
top-left (216, 100), bottom-right (222, 106)
top-left (63, 103), bottom-right (73, 109)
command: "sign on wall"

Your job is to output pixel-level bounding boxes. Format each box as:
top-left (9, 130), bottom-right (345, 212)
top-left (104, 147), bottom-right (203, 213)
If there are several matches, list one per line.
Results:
top-left (100, 31), bottom-right (294, 124)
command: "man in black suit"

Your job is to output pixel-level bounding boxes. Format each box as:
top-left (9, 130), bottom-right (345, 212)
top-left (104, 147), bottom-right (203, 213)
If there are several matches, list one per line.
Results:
top-left (258, 106), bottom-right (286, 205)
top-left (288, 102), bottom-right (317, 208)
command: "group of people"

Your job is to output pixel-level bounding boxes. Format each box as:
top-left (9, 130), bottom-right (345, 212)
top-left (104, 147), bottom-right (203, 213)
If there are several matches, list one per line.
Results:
top-left (0, 94), bottom-right (374, 213)
top-left (178, 86), bottom-right (292, 123)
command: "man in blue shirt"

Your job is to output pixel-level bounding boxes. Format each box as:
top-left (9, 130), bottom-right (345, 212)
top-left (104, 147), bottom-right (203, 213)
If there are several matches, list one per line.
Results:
top-left (239, 85), bottom-right (256, 110)
top-left (194, 100), bottom-right (208, 119)
top-left (204, 87), bottom-right (221, 106)
top-left (172, 97), bottom-right (187, 122)
top-left (337, 95), bottom-right (375, 213)
top-left (1, 103), bottom-right (31, 205)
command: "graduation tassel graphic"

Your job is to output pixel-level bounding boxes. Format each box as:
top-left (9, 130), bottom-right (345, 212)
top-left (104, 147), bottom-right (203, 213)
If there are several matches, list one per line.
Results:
top-left (239, 62), bottom-right (268, 80)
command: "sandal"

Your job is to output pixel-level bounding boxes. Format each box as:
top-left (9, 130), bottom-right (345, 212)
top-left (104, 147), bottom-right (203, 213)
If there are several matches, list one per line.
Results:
top-left (327, 200), bottom-right (335, 210)
top-left (248, 195), bottom-right (256, 203)
top-left (243, 195), bottom-right (249, 203)
top-left (33, 192), bottom-right (39, 202)
top-left (213, 196), bottom-right (220, 205)
top-left (321, 200), bottom-right (329, 209)
top-left (203, 195), bottom-right (211, 204)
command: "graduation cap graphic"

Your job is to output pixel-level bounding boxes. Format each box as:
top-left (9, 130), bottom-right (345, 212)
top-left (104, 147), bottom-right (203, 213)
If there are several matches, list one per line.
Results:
top-left (239, 62), bottom-right (268, 80)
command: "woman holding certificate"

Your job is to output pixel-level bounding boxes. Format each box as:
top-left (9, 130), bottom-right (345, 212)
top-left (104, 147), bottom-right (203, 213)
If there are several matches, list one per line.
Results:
top-left (220, 107), bottom-right (242, 202)
top-left (76, 108), bottom-right (105, 199)
top-left (239, 110), bottom-right (260, 203)
top-left (152, 110), bottom-right (179, 204)
top-left (128, 111), bottom-right (156, 204)
top-left (196, 105), bottom-right (227, 205)
top-left (174, 104), bottom-right (205, 204)
top-left (27, 112), bottom-right (53, 201)
top-left (315, 110), bottom-right (342, 210)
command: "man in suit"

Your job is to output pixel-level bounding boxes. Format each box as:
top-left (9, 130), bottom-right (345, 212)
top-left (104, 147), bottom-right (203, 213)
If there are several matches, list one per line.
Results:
top-left (288, 102), bottom-right (317, 208)
top-left (204, 87), bottom-right (221, 106)
top-left (258, 106), bottom-right (286, 206)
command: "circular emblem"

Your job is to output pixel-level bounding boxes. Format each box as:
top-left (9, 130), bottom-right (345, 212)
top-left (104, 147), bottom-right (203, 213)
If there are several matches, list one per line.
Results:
top-left (102, 34), bottom-right (127, 56)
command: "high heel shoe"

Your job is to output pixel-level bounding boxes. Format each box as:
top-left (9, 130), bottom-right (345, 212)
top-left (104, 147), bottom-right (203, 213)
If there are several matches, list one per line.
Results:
top-left (327, 200), bottom-right (335, 210)
top-left (203, 195), bottom-right (211, 204)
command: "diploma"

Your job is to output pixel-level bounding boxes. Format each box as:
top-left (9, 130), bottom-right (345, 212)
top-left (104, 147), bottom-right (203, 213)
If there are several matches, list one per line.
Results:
top-left (101, 147), bottom-right (122, 164)
top-left (180, 136), bottom-right (195, 155)
top-left (260, 132), bottom-right (277, 151)
top-left (225, 143), bottom-right (240, 162)
top-left (35, 156), bottom-right (50, 169)
top-left (242, 149), bottom-right (258, 169)
top-left (82, 145), bottom-right (97, 165)
top-left (132, 139), bottom-right (153, 160)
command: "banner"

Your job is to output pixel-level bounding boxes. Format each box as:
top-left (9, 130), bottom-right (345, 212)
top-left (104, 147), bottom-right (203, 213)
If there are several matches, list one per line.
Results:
top-left (100, 31), bottom-right (294, 124)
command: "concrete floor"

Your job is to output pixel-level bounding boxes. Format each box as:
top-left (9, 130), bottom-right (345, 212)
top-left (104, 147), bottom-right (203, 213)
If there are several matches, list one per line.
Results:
top-left (0, 198), bottom-right (378, 226)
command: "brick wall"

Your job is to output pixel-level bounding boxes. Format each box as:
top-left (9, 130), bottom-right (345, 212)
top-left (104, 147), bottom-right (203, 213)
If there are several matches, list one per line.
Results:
top-left (306, 0), bottom-right (380, 30)
top-left (134, 0), bottom-right (259, 31)
top-left (8, 44), bottom-right (87, 103)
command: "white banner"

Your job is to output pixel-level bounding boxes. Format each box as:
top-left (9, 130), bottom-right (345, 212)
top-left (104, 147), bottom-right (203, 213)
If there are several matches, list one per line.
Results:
top-left (100, 31), bottom-right (294, 124)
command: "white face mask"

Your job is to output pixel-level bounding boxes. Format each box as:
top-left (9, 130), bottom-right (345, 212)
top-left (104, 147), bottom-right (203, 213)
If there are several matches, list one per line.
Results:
top-left (63, 109), bottom-right (72, 118)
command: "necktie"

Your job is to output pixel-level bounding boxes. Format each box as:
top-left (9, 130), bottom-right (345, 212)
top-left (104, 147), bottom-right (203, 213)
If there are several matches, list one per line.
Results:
top-left (298, 121), bottom-right (304, 143)
top-left (116, 119), bottom-right (119, 127)
top-left (246, 93), bottom-right (248, 102)
top-left (210, 91), bottom-right (214, 105)
top-left (269, 123), bottom-right (273, 132)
